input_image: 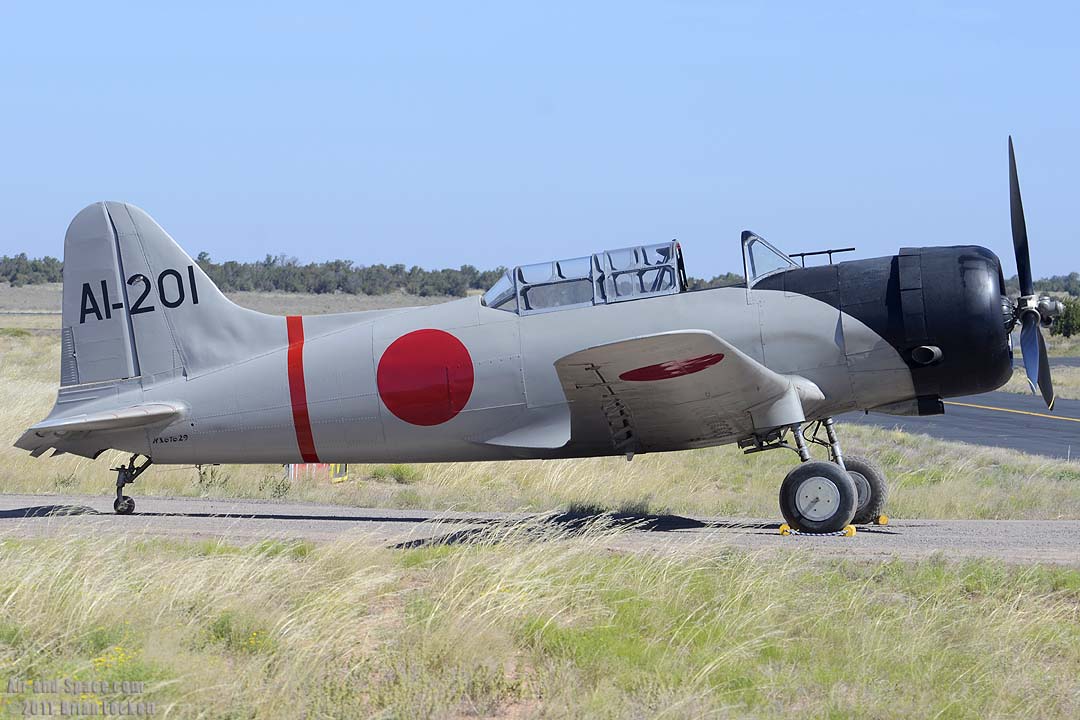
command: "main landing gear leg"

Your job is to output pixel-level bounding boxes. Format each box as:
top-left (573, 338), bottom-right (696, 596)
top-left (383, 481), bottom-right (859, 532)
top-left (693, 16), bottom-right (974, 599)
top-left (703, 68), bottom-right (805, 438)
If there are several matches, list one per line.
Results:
top-left (811, 418), bottom-right (889, 526)
top-left (822, 417), bottom-right (845, 469)
top-left (111, 455), bottom-right (151, 515)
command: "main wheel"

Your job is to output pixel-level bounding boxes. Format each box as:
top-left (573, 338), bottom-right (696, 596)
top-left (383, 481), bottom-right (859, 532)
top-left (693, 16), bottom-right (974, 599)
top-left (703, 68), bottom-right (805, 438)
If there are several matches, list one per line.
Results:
top-left (114, 496), bottom-right (135, 515)
top-left (779, 461), bottom-right (857, 533)
top-left (845, 455), bottom-right (888, 525)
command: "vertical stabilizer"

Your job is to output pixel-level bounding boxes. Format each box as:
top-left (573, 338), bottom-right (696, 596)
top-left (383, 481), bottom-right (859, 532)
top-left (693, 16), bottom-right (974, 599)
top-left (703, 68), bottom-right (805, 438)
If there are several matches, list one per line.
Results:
top-left (60, 201), bottom-right (282, 386)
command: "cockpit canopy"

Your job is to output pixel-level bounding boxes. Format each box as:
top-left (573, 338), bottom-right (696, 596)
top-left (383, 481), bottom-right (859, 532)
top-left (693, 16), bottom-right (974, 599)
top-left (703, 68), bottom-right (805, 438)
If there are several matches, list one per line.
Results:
top-left (481, 232), bottom-right (802, 315)
top-left (482, 241), bottom-right (689, 315)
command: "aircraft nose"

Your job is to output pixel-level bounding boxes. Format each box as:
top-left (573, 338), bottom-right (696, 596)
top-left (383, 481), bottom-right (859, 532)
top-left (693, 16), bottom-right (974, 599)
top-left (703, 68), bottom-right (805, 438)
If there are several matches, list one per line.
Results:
top-left (754, 246), bottom-right (1014, 400)
top-left (900, 245), bottom-right (1013, 397)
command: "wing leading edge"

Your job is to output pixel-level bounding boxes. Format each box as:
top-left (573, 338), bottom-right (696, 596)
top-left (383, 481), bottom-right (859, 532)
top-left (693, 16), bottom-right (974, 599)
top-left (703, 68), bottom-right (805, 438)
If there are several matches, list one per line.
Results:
top-left (555, 330), bottom-right (823, 454)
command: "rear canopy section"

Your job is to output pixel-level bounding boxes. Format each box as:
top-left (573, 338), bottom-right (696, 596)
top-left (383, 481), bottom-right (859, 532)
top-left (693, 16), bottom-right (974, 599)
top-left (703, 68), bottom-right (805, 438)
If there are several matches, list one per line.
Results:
top-left (482, 241), bottom-right (689, 315)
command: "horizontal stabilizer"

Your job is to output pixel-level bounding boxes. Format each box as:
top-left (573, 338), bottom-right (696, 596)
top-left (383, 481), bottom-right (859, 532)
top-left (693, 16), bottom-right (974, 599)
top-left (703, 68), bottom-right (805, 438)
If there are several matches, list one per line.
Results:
top-left (15, 402), bottom-right (186, 454)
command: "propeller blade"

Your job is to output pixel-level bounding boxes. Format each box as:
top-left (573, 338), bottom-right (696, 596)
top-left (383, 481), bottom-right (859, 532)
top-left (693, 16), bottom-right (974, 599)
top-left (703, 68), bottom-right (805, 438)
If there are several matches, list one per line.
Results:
top-left (1009, 136), bottom-right (1034, 297)
top-left (1019, 310), bottom-right (1055, 409)
top-left (1019, 311), bottom-right (1040, 394)
top-left (1036, 323), bottom-right (1056, 410)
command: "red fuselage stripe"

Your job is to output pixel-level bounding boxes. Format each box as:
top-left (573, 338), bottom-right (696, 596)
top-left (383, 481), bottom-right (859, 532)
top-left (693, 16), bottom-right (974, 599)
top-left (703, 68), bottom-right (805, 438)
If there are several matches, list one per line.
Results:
top-left (286, 316), bottom-right (320, 463)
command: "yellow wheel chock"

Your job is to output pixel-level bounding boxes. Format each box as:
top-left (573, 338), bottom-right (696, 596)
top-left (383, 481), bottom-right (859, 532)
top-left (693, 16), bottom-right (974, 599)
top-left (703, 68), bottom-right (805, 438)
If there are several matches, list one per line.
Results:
top-left (778, 523), bottom-right (856, 537)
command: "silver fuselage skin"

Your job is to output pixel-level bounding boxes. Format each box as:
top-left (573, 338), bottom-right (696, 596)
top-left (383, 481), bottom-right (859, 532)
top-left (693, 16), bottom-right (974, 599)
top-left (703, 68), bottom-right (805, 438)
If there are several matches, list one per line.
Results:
top-left (59, 288), bottom-right (909, 464)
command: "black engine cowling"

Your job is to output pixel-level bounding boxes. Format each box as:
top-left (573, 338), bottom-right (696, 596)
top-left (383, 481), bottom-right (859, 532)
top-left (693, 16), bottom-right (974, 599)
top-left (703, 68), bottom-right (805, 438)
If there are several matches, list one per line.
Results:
top-left (756, 245), bottom-right (1013, 401)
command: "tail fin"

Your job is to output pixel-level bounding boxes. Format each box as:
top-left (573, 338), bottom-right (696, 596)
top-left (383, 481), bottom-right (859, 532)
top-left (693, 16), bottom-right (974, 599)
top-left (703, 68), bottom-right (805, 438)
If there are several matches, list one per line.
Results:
top-left (62, 202), bottom-right (280, 385)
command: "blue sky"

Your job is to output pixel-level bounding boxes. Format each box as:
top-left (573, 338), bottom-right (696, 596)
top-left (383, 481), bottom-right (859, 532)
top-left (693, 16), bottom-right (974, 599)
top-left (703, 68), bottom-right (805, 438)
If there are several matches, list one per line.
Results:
top-left (1, 2), bottom-right (1076, 278)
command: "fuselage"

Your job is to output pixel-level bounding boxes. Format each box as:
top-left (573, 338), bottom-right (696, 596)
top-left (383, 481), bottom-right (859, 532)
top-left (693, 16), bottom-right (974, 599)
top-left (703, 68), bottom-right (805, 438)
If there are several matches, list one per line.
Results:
top-left (130, 244), bottom-right (1011, 465)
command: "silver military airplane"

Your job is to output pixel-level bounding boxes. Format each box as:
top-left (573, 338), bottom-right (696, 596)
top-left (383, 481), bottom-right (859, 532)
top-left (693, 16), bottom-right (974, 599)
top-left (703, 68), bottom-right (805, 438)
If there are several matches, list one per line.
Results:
top-left (17, 139), bottom-right (1060, 533)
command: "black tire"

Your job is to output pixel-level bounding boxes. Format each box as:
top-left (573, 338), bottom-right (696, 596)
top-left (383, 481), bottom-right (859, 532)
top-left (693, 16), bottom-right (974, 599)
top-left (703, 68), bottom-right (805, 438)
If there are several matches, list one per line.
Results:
top-left (113, 496), bottom-right (135, 515)
top-left (846, 455), bottom-right (888, 525)
top-left (779, 461), bottom-right (857, 533)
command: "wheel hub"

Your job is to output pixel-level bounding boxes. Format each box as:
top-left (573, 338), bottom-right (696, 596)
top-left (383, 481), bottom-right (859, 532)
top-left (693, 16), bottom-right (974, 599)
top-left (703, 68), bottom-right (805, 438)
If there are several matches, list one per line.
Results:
top-left (795, 476), bottom-right (840, 521)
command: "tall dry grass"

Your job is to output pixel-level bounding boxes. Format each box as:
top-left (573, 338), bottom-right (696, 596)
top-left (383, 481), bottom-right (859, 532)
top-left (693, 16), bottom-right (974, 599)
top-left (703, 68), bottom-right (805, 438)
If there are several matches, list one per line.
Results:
top-left (1, 526), bottom-right (1078, 718)
top-left (1045, 333), bottom-right (1080, 357)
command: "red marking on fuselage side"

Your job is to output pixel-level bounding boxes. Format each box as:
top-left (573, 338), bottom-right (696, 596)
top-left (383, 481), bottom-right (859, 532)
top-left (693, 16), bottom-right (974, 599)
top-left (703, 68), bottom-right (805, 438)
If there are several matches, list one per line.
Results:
top-left (377, 329), bottom-right (474, 426)
top-left (619, 353), bottom-right (725, 382)
top-left (286, 316), bottom-right (320, 462)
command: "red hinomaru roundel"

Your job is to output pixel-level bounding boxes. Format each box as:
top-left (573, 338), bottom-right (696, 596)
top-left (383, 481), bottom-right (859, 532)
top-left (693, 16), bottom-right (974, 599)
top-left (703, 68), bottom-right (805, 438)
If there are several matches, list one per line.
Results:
top-left (619, 353), bottom-right (725, 382)
top-left (376, 329), bottom-right (475, 426)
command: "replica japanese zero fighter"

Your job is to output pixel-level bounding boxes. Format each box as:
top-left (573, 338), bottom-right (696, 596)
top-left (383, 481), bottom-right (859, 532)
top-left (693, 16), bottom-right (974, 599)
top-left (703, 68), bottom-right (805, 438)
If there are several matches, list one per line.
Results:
top-left (17, 139), bottom-right (1061, 532)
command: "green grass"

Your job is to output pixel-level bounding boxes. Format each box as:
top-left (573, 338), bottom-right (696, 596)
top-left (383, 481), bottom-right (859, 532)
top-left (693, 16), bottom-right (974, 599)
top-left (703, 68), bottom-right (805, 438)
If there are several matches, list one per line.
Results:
top-left (0, 327), bottom-right (30, 338)
top-left (370, 463), bottom-right (423, 484)
top-left (0, 530), bottom-right (1078, 718)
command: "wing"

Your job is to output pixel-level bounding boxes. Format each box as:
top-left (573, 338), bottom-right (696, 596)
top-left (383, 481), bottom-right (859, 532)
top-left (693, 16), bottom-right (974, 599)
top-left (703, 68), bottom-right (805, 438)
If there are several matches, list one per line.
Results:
top-left (555, 330), bottom-right (822, 453)
top-left (14, 402), bottom-right (186, 458)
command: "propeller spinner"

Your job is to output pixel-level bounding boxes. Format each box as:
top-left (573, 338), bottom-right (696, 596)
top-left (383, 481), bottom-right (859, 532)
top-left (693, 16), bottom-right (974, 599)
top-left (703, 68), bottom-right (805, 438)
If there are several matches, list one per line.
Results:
top-left (1008, 137), bottom-right (1061, 409)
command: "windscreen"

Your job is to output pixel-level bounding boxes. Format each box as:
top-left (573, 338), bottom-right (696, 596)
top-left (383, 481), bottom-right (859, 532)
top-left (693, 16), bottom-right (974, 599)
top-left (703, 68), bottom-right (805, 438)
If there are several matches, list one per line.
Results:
top-left (746, 236), bottom-right (798, 282)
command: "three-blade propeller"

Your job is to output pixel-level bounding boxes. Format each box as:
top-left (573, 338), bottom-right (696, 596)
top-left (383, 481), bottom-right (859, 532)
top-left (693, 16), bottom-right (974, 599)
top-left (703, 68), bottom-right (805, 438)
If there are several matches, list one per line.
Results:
top-left (1009, 137), bottom-right (1057, 410)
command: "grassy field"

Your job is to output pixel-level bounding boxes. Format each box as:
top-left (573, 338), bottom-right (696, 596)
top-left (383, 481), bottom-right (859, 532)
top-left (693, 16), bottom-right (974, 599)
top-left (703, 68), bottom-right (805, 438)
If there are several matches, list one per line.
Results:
top-left (0, 282), bottom-right (455, 315)
top-left (1000, 364), bottom-right (1080, 400)
top-left (0, 282), bottom-right (65, 312)
top-left (1046, 333), bottom-right (1080, 357)
top-left (4, 286), bottom-right (1080, 718)
top-left (1, 529), bottom-right (1078, 719)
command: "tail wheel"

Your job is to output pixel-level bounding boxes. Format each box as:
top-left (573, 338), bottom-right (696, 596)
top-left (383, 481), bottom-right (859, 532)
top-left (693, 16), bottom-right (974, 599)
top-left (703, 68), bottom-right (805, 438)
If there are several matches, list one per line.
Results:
top-left (845, 455), bottom-right (888, 525)
top-left (779, 460), bottom-right (857, 533)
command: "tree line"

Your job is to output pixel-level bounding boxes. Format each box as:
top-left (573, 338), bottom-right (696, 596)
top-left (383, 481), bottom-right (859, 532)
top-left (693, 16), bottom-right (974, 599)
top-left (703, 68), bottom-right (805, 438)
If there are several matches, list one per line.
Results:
top-left (3, 253), bottom-right (1077, 336)
top-left (192, 253), bottom-right (509, 298)
top-left (0, 252), bottom-right (747, 297)
top-left (0, 254), bottom-right (62, 286)
top-left (1003, 272), bottom-right (1080, 297)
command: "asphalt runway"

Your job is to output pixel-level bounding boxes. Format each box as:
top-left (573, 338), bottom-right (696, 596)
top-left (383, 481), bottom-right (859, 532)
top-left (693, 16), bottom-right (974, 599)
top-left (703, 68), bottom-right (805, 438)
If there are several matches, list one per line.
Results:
top-left (839, 391), bottom-right (1080, 460)
top-left (1, 494), bottom-right (1077, 565)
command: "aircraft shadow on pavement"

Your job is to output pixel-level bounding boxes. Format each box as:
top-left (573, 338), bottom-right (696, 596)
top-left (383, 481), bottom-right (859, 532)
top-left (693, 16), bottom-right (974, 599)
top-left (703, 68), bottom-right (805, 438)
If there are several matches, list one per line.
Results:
top-left (0, 503), bottom-right (496, 524)
top-left (391, 514), bottom-right (896, 549)
top-left (1, 504), bottom-right (895, 545)
top-left (391, 513), bottom-right (787, 550)
top-left (0, 505), bottom-right (101, 518)
top-left (2, 504), bottom-right (773, 532)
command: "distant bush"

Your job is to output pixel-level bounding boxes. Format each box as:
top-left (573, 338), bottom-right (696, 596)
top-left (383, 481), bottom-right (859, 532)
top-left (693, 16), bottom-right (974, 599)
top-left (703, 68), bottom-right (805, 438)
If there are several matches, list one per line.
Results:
top-left (192, 252), bottom-right (507, 298)
top-left (370, 464), bottom-right (423, 484)
top-left (1006, 272), bottom-right (1080, 298)
top-left (0, 254), bottom-right (63, 285)
top-left (685, 271), bottom-right (745, 290)
top-left (1051, 297), bottom-right (1080, 338)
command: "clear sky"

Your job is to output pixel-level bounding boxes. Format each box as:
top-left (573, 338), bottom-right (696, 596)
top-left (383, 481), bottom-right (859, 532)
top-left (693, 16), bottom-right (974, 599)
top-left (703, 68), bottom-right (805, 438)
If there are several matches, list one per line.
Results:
top-left (1, 1), bottom-right (1076, 279)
